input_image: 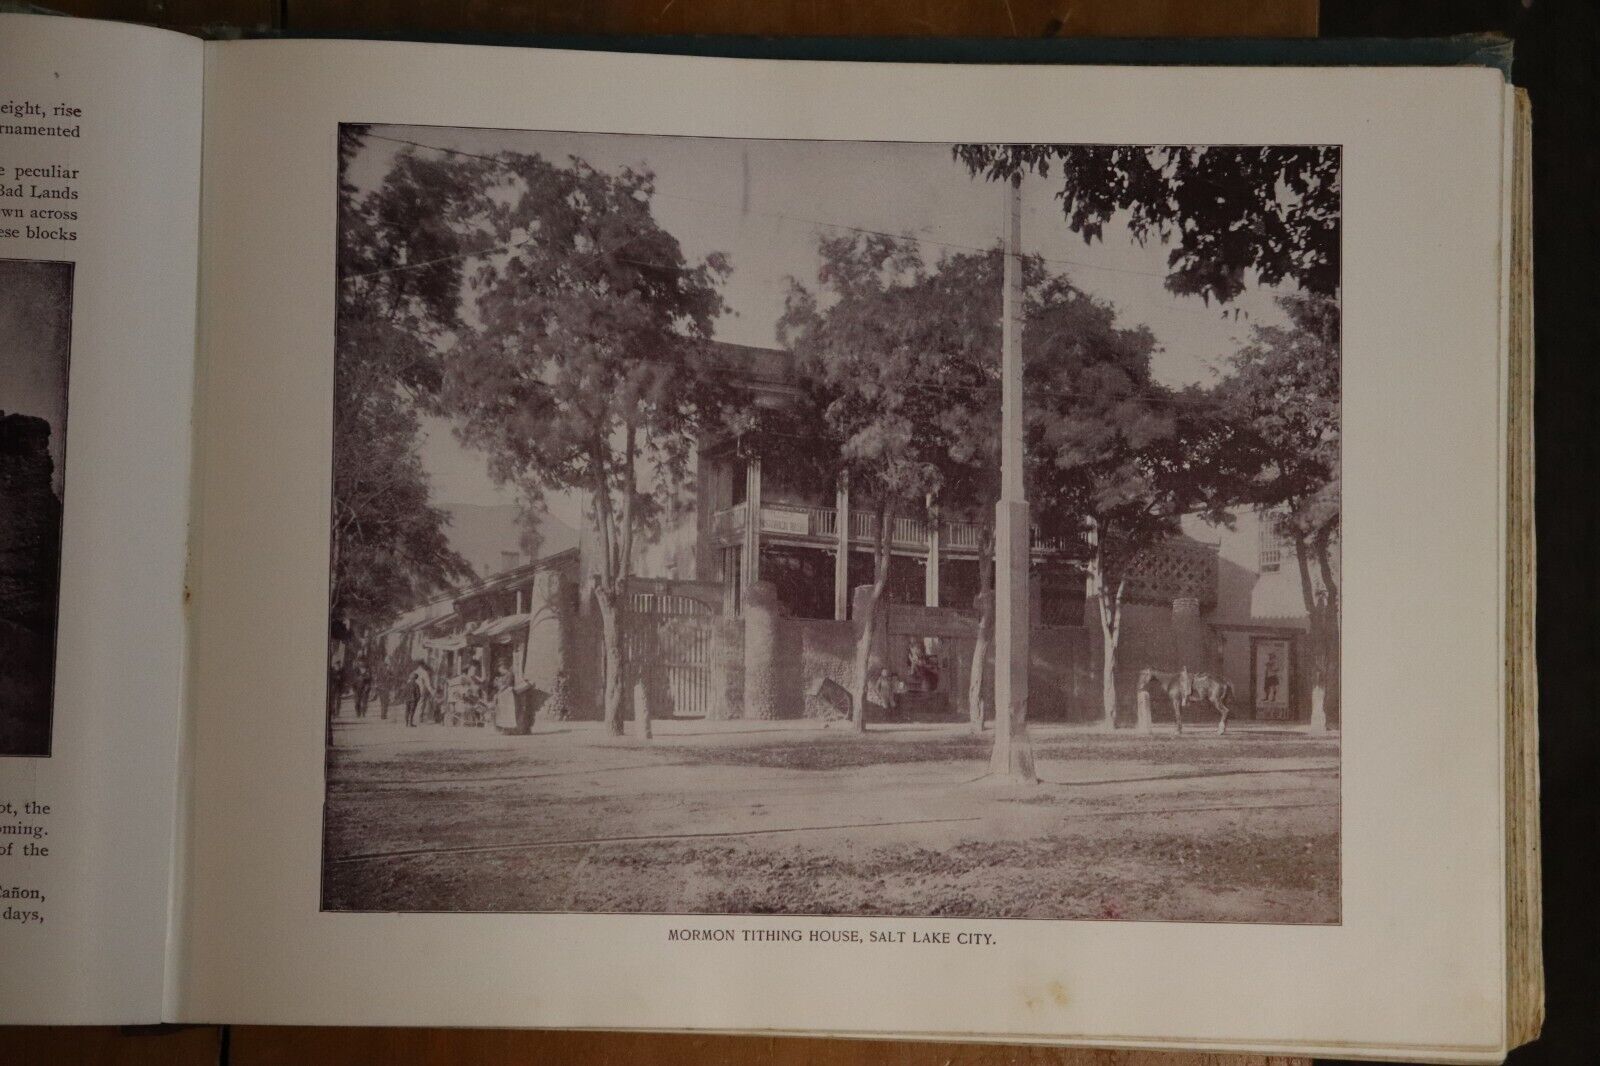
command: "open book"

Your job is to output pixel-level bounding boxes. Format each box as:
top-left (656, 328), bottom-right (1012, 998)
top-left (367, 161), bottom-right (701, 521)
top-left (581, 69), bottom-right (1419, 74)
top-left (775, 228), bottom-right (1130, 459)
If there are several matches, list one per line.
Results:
top-left (0, 12), bottom-right (1539, 1062)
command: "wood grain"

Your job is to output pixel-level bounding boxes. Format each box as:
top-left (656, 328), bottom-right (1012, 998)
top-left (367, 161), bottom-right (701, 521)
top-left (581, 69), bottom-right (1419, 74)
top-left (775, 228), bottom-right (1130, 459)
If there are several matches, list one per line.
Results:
top-left (227, 1028), bottom-right (1312, 1066)
top-left (0, 1025), bottom-right (222, 1065)
top-left (279, 0), bottom-right (1316, 38)
top-left (44, 0), bottom-right (278, 30)
top-left (47, 0), bottom-right (1317, 37)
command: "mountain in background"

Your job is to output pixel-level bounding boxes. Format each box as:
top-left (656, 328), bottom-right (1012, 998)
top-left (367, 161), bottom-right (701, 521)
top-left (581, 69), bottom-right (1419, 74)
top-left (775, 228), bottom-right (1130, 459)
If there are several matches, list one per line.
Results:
top-left (440, 502), bottom-right (579, 581)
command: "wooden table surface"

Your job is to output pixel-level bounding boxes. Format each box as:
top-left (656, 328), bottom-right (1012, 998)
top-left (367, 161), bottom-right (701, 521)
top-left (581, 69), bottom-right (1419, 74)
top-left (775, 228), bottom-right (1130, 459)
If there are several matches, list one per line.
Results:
top-left (8, 1), bottom-right (1316, 1063)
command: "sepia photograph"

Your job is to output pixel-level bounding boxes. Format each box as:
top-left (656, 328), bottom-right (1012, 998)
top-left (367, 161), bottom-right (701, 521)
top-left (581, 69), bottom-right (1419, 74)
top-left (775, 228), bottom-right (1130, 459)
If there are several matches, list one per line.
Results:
top-left (321, 126), bottom-right (1342, 923)
top-left (0, 258), bottom-right (73, 758)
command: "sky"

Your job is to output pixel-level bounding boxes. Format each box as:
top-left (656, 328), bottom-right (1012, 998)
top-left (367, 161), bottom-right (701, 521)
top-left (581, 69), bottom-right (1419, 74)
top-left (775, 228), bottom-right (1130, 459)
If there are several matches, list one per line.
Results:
top-left (0, 259), bottom-right (72, 495)
top-left (346, 127), bottom-right (1299, 524)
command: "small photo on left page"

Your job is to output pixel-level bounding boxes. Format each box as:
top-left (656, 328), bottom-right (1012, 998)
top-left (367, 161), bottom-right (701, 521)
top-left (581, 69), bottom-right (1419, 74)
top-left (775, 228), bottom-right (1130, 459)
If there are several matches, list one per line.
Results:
top-left (0, 257), bottom-right (73, 758)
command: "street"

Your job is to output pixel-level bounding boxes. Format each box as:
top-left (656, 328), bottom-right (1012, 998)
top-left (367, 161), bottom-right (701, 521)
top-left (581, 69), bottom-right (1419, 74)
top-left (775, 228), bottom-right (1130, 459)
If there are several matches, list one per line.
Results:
top-left (323, 712), bottom-right (1340, 923)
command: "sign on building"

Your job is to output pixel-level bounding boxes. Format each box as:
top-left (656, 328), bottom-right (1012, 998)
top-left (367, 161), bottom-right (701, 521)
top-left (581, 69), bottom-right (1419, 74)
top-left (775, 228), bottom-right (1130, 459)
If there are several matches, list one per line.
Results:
top-left (760, 508), bottom-right (810, 536)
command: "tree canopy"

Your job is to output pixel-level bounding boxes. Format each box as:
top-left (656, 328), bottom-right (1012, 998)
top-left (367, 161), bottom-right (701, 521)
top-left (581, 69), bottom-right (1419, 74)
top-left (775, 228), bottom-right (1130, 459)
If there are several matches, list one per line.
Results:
top-left (953, 145), bottom-right (1341, 305)
top-left (331, 126), bottom-right (474, 647)
top-left (1217, 291), bottom-right (1342, 722)
top-left (1217, 290), bottom-right (1341, 537)
top-left (777, 233), bottom-right (955, 515)
top-left (428, 149), bottom-right (732, 736)
top-left (439, 154), bottom-right (729, 548)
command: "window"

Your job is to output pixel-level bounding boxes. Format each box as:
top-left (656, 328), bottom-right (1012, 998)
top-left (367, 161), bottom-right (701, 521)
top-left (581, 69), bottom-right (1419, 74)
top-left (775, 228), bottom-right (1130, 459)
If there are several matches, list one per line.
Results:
top-left (1259, 511), bottom-right (1290, 573)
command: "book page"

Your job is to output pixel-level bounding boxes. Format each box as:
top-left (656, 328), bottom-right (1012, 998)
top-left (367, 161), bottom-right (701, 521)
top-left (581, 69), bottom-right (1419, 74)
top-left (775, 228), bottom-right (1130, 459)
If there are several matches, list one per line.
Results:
top-left (0, 15), bottom-right (202, 1024)
top-left (183, 39), bottom-right (1510, 1060)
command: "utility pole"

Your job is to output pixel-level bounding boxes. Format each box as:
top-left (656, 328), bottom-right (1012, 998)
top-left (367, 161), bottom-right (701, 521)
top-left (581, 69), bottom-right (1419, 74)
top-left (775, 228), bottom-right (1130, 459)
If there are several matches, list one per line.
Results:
top-left (990, 174), bottom-right (1037, 782)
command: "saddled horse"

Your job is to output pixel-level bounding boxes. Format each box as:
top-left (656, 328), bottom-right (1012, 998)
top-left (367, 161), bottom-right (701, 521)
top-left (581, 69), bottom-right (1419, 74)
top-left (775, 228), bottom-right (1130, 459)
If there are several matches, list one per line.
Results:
top-left (1136, 667), bottom-right (1236, 735)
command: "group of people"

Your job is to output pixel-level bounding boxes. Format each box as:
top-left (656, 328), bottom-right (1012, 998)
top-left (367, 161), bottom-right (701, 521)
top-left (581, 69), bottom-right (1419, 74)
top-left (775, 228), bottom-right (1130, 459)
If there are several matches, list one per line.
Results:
top-left (868, 642), bottom-right (943, 723)
top-left (398, 658), bottom-right (529, 734)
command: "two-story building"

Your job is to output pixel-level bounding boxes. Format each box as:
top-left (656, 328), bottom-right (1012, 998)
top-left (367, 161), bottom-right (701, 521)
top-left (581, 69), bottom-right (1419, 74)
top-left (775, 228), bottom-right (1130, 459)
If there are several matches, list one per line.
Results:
top-left (383, 341), bottom-right (1335, 725)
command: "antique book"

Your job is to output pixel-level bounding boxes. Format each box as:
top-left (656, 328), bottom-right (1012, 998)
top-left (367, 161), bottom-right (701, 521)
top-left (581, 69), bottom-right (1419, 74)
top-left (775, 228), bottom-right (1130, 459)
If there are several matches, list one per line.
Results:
top-left (0, 12), bottom-right (1540, 1062)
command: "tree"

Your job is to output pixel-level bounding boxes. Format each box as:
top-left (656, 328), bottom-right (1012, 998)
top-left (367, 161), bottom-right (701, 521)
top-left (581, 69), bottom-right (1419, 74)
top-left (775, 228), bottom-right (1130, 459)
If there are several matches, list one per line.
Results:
top-left (330, 127), bottom-right (474, 727)
top-left (955, 142), bottom-right (1339, 727)
top-left (778, 234), bottom-right (967, 730)
top-left (952, 145), bottom-right (1341, 304)
top-left (779, 235), bottom-right (1201, 737)
top-left (1218, 292), bottom-right (1341, 727)
top-left (435, 152), bottom-right (729, 739)
top-left (1025, 275), bottom-right (1252, 728)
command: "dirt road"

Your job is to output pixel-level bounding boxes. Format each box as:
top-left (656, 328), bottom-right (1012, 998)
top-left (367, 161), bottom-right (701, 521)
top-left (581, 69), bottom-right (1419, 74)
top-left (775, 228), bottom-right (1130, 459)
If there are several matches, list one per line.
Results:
top-left (322, 717), bottom-right (1340, 923)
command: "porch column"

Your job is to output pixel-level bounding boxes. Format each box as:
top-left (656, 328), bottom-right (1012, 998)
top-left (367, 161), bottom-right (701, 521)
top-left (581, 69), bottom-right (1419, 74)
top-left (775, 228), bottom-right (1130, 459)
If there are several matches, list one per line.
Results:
top-left (741, 457), bottom-right (762, 595)
top-left (834, 473), bottom-right (851, 621)
top-left (924, 502), bottom-right (941, 608)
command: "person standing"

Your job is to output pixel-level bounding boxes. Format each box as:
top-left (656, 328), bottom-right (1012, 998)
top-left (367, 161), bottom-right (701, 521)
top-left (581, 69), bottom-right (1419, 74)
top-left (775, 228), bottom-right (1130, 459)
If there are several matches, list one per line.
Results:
top-left (404, 660), bottom-right (432, 727)
top-left (491, 663), bottom-right (519, 735)
top-left (351, 659), bottom-right (372, 718)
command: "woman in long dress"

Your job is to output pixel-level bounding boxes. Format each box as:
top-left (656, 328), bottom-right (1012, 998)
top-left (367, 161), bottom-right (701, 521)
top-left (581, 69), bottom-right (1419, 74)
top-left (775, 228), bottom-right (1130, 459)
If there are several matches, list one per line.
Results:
top-left (492, 664), bottom-right (520, 734)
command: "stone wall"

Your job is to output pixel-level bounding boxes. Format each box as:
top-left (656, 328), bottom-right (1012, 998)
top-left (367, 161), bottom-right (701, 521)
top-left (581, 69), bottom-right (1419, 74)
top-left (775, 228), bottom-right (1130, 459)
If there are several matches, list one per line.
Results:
top-left (0, 412), bottom-right (62, 634)
top-left (0, 412), bottom-right (61, 755)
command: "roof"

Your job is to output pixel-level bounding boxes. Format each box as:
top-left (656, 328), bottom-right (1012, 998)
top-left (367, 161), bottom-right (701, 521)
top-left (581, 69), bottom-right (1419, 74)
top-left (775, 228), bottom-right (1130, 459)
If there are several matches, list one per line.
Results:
top-left (468, 613), bottom-right (532, 643)
top-left (710, 340), bottom-right (799, 391)
top-left (454, 547), bottom-right (579, 604)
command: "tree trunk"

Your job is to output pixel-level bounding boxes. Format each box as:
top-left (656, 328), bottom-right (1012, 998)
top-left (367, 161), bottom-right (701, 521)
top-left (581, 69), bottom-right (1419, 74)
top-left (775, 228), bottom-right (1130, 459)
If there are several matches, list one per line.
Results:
top-left (968, 592), bottom-right (993, 735)
top-left (1091, 547), bottom-right (1124, 731)
top-left (1314, 530), bottom-right (1341, 728)
top-left (596, 587), bottom-right (627, 737)
top-left (1099, 628), bottom-right (1119, 729)
top-left (633, 671), bottom-right (653, 740)
top-left (327, 639), bottom-right (351, 736)
top-left (1292, 528), bottom-right (1335, 732)
top-left (967, 524), bottom-right (994, 734)
top-left (850, 503), bottom-right (893, 732)
top-left (326, 665), bottom-right (340, 748)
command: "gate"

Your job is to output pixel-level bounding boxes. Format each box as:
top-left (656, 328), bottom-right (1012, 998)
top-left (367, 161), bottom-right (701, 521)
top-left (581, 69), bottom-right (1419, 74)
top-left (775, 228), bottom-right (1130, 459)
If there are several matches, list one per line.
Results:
top-left (625, 580), bottom-right (721, 719)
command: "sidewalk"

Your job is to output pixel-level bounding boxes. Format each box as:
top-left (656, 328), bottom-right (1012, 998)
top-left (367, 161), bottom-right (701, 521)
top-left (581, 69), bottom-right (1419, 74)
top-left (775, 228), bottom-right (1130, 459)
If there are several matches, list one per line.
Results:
top-left (330, 705), bottom-right (1335, 750)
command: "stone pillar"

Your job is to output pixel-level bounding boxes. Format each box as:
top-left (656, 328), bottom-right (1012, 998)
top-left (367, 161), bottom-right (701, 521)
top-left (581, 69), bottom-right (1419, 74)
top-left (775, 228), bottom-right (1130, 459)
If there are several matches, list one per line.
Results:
top-left (709, 615), bottom-right (742, 720)
top-left (1170, 596), bottom-right (1208, 730)
top-left (743, 580), bottom-right (780, 720)
top-left (1136, 687), bottom-right (1154, 733)
top-left (924, 512), bottom-right (941, 608)
top-left (1171, 596), bottom-right (1206, 670)
top-left (834, 474), bottom-right (851, 621)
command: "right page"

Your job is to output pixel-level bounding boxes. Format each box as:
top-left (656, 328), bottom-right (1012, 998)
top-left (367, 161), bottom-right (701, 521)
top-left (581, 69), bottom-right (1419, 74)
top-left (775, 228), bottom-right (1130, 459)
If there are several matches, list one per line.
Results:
top-left (182, 39), bottom-right (1514, 1060)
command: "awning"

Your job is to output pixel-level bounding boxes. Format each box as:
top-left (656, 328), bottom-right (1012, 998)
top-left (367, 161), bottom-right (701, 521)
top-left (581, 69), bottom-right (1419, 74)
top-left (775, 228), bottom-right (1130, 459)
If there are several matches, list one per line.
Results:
top-left (421, 634), bottom-right (468, 652)
top-left (417, 610), bottom-right (460, 634)
top-left (467, 613), bottom-right (531, 644)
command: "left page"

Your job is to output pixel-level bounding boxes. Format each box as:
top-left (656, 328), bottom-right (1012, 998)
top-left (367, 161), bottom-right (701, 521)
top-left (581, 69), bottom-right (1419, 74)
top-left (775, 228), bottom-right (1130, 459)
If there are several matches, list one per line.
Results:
top-left (0, 14), bottom-right (203, 1024)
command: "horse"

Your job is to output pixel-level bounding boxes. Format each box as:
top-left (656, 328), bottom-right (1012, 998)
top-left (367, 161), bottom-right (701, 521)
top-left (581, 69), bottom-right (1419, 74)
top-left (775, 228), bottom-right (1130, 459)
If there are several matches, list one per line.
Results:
top-left (1186, 672), bottom-right (1235, 735)
top-left (1136, 667), bottom-right (1236, 735)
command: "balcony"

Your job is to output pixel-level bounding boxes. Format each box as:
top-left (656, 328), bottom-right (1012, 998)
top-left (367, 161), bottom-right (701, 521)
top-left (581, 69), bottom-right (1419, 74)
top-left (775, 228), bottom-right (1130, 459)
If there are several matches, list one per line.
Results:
top-left (708, 501), bottom-right (1088, 556)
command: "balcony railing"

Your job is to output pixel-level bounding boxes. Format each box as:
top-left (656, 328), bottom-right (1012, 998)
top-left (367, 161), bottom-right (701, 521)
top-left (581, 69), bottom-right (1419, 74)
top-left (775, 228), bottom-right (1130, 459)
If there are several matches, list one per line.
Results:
top-left (710, 501), bottom-right (1089, 555)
